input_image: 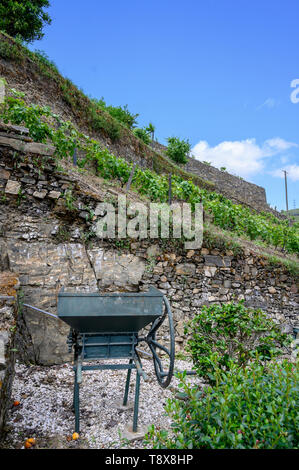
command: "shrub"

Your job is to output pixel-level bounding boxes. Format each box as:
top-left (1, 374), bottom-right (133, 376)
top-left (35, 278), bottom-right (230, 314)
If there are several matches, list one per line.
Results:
top-left (93, 98), bottom-right (139, 129)
top-left (133, 127), bottom-right (151, 145)
top-left (0, 38), bottom-right (24, 62)
top-left (1, 90), bottom-right (298, 255)
top-left (166, 136), bottom-right (191, 164)
top-left (186, 301), bottom-right (292, 383)
top-left (145, 360), bottom-right (299, 449)
top-left (88, 102), bottom-right (122, 142)
top-left (105, 104), bottom-right (138, 129)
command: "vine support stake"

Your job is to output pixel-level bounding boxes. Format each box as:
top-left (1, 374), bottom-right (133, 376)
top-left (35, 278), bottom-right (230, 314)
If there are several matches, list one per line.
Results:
top-left (168, 174), bottom-right (172, 205)
top-left (125, 162), bottom-right (137, 193)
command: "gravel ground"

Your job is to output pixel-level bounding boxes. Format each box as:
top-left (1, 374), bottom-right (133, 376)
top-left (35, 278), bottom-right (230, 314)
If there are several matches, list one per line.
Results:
top-left (1, 357), bottom-right (202, 450)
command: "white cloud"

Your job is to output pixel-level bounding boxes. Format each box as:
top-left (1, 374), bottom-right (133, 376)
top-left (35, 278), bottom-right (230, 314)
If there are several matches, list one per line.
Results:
top-left (264, 137), bottom-right (297, 152)
top-left (191, 138), bottom-right (298, 178)
top-left (271, 165), bottom-right (299, 181)
top-left (256, 98), bottom-right (278, 110)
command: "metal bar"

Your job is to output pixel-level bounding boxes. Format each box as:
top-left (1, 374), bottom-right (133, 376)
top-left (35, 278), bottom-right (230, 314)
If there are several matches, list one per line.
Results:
top-left (133, 355), bottom-right (149, 382)
top-left (159, 369), bottom-right (197, 377)
top-left (133, 370), bottom-right (141, 432)
top-left (135, 347), bottom-right (152, 358)
top-left (150, 339), bottom-right (171, 357)
top-left (23, 304), bottom-right (58, 319)
top-left (74, 368), bottom-right (80, 433)
top-left (83, 341), bottom-right (135, 346)
top-left (76, 358), bottom-right (82, 384)
top-left (73, 364), bottom-right (136, 372)
top-left (148, 342), bottom-right (164, 373)
top-left (123, 359), bottom-right (133, 406)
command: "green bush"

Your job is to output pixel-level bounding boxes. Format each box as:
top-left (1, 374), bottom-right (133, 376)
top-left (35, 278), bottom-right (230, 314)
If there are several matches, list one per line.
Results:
top-left (146, 360), bottom-right (299, 449)
top-left (133, 127), bottom-right (151, 145)
top-left (186, 301), bottom-right (292, 383)
top-left (88, 102), bottom-right (122, 142)
top-left (1, 91), bottom-right (299, 254)
top-left (0, 38), bottom-right (24, 62)
top-left (166, 136), bottom-right (191, 164)
top-left (92, 98), bottom-right (139, 129)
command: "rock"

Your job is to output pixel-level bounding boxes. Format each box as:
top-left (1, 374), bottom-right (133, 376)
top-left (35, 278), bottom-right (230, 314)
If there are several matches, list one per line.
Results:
top-left (204, 255), bottom-right (231, 267)
top-left (223, 280), bottom-right (231, 288)
top-left (186, 250), bottom-right (195, 258)
top-left (87, 250), bottom-right (145, 288)
top-left (5, 180), bottom-right (21, 195)
top-left (146, 244), bottom-right (161, 258)
top-left (48, 191), bottom-right (61, 200)
top-left (0, 168), bottom-right (10, 180)
top-left (268, 286), bottom-right (276, 294)
top-left (204, 266), bottom-right (217, 277)
top-left (33, 190), bottom-right (48, 199)
top-left (175, 264), bottom-right (196, 276)
top-left (25, 142), bottom-right (55, 156)
top-left (290, 284), bottom-right (298, 294)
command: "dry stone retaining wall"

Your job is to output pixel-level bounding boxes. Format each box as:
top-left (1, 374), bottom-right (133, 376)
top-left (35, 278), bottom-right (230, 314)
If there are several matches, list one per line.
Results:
top-left (0, 133), bottom-right (298, 365)
top-left (0, 272), bottom-right (19, 438)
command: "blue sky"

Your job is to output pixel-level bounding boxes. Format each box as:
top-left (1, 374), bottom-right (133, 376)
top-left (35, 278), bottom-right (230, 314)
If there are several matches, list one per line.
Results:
top-left (30, 0), bottom-right (299, 211)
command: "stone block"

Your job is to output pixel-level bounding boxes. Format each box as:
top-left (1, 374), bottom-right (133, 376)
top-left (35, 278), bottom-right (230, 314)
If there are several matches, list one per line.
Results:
top-left (5, 180), bottom-right (21, 195)
top-left (175, 263), bottom-right (196, 276)
top-left (204, 255), bottom-right (231, 267)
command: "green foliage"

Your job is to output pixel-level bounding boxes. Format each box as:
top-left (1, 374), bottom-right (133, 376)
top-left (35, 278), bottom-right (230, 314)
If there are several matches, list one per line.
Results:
top-left (145, 122), bottom-right (155, 140)
top-left (186, 301), bottom-right (292, 383)
top-left (1, 91), bottom-right (299, 255)
top-left (0, 37), bottom-right (24, 62)
top-left (93, 98), bottom-right (139, 129)
top-left (33, 49), bottom-right (59, 74)
top-left (88, 101), bottom-right (122, 142)
top-left (0, 0), bottom-right (52, 43)
top-left (145, 360), bottom-right (299, 449)
top-left (166, 136), bottom-right (191, 164)
top-left (133, 127), bottom-right (151, 145)
top-left (266, 255), bottom-right (299, 277)
top-left (63, 189), bottom-right (76, 211)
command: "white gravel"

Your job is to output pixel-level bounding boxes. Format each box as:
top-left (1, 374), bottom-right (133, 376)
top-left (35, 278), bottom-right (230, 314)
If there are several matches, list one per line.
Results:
top-left (1, 357), bottom-right (202, 449)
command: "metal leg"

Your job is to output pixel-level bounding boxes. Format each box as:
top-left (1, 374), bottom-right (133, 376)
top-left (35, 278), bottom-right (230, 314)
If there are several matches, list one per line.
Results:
top-left (132, 370), bottom-right (141, 432)
top-left (123, 359), bottom-right (133, 406)
top-left (74, 367), bottom-right (80, 433)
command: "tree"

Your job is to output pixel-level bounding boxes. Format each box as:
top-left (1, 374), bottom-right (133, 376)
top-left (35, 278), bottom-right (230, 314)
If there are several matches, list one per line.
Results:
top-left (166, 136), bottom-right (191, 164)
top-left (0, 1), bottom-right (52, 43)
top-left (145, 122), bottom-right (156, 141)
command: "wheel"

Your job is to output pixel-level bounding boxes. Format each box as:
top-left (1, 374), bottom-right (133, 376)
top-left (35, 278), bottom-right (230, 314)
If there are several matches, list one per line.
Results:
top-left (146, 295), bottom-right (175, 388)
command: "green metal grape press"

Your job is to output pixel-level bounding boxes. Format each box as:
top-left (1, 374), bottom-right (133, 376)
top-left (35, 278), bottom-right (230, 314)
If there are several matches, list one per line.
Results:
top-left (24, 287), bottom-right (176, 434)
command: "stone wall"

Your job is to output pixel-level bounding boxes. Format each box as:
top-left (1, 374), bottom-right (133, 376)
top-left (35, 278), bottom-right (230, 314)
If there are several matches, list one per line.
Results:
top-left (0, 36), bottom-right (285, 218)
top-left (185, 158), bottom-right (268, 212)
top-left (151, 141), bottom-right (284, 218)
top-left (0, 272), bottom-right (19, 438)
top-left (0, 131), bottom-right (298, 365)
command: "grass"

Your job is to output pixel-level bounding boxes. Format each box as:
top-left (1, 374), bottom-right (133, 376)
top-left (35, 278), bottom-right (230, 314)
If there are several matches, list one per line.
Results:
top-left (0, 31), bottom-right (215, 191)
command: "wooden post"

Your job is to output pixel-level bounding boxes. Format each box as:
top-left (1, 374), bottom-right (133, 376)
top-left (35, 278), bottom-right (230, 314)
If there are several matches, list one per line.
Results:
top-left (73, 144), bottom-right (77, 166)
top-left (168, 174), bottom-right (172, 205)
top-left (125, 162), bottom-right (137, 193)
